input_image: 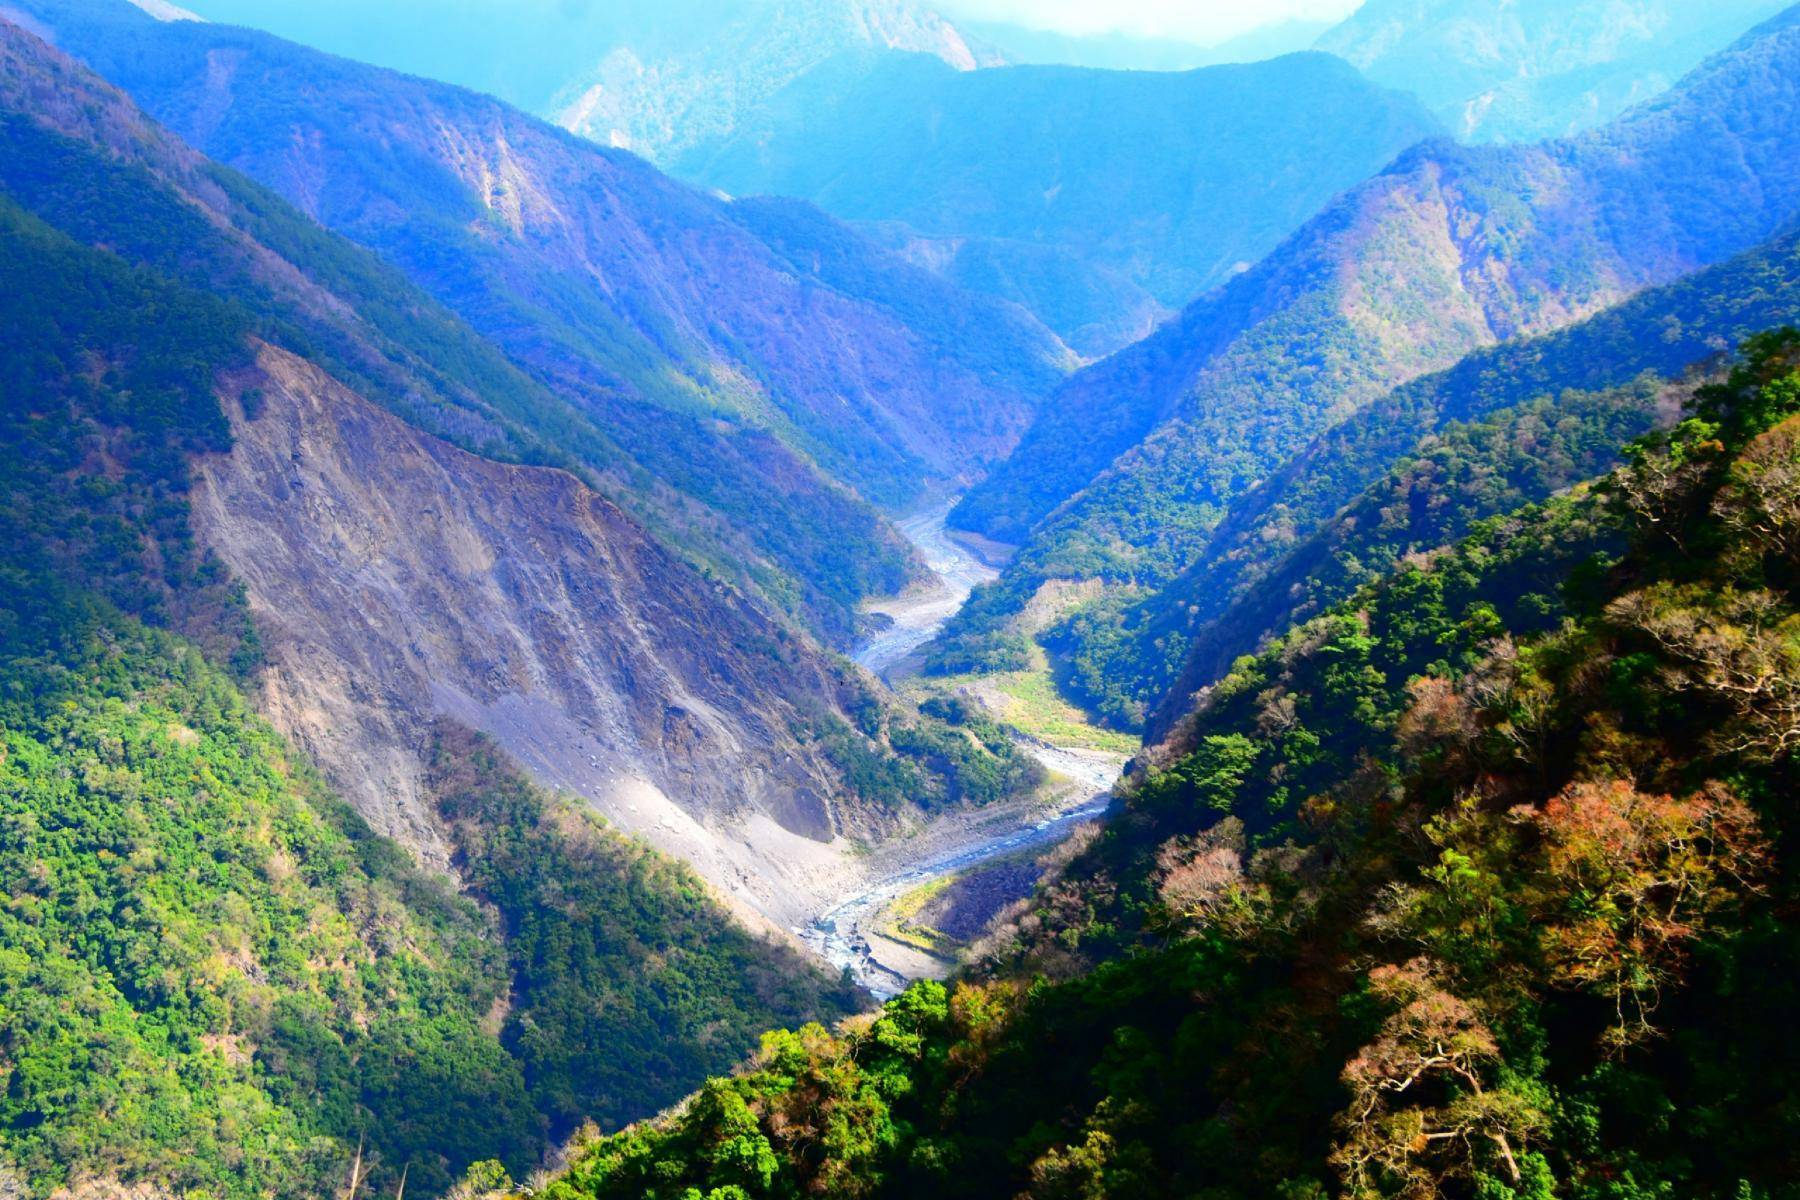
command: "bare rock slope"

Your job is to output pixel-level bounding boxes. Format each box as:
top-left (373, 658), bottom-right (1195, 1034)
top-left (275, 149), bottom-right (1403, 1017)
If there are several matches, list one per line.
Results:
top-left (193, 345), bottom-right (876, 927)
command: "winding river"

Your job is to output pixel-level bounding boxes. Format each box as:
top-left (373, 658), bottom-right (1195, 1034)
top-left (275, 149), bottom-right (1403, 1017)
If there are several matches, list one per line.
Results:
top-left (806, 502), bottom-right (1125, 997)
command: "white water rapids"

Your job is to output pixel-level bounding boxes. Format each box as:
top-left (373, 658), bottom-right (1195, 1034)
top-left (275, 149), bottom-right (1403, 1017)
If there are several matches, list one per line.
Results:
top-left (802, 502), bottom-right (1124, 997)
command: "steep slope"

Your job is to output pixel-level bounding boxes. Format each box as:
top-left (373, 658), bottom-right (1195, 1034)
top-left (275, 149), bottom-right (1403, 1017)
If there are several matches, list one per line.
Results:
top-left (0, 16), bottom-right (1036, 921)
top-left (539, 332), bottom-right (1800, 1200)
top-left (174, 0), bottom-right (999, 161)
top-left (674, 51), bottom-right (1440, 356)
top-left (1135, 228), bottom-right (1800, 735)
top-left (1317, 0), bottom-right (1790, 142)
top-left (0, 3), bottom-right (917, 647)
top-left (945, 8), bottom-right (1800, 661)
top-left (20, 0), bottom-right (1072, 643)
top-left (193, 341), bottom-right (878, 915)
top-left (1056, 378), bottom-right (1676, 729)
top-left (0, 611), bottom-right (860, 1200)
top-left (1046, 225), bottom-right (1800, 733)
top-left (0, 194), bottom-right (859, 1198)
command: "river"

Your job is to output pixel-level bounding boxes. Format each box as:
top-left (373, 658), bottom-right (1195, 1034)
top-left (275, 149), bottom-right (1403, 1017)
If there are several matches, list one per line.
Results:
top-left (852, 501), bottom-right (999, 680)
top-left (806, 502), bottom-right (1125, 997)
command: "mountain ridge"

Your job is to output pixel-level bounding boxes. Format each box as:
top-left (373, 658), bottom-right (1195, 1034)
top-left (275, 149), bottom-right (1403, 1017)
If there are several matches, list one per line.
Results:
top-left (17, 0), bottom-right (1073, 646)
top-left (942, 4), bottom-right (1800, 673)
top-left (1315, 0), bottom-right (1792, 141)
top-left (668, 48), bottom-right (1442, 357)
top-left (0, 11), bottom-right (1040, 930)
top-left (0, 156), bottom-right (865, 1199)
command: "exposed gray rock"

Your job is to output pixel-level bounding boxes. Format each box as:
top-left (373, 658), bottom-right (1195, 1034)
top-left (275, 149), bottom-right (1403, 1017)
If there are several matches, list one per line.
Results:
top-left (191, 344), bottom-right (881, 925)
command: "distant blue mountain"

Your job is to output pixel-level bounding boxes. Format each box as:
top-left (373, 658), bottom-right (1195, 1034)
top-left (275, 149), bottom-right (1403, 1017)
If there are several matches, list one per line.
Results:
top-left (1316, 0), bottom-right (1792, 141)
top-left (175, 0), bottom-right (999, 157)
top-left (675, 51), bottom-right (1441, 355)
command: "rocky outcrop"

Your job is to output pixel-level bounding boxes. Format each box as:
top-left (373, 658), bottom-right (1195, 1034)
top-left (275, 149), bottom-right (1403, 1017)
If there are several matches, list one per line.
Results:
top-left (191, 344), bottom-right (878, 927)
top-left (0, 14), bottom-right (937, 932)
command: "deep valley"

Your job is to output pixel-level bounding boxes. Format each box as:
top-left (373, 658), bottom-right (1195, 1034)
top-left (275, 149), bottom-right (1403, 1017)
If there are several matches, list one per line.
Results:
top-left (6, 1), bottom-right (1800, 1199)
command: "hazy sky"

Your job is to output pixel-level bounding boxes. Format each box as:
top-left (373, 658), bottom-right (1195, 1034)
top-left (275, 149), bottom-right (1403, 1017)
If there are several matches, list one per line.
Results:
top-left (936, 0), bottom-right (1364, 43)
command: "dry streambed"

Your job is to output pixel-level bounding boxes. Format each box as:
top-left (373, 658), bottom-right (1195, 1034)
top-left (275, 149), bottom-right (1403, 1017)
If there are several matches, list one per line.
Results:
top-left (813, 503), bottom-right (1125, 996)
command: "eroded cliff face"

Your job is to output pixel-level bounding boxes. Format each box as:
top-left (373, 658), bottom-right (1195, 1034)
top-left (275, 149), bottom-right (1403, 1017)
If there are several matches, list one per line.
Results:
top-left (190, 344), bottom-right (878, 927)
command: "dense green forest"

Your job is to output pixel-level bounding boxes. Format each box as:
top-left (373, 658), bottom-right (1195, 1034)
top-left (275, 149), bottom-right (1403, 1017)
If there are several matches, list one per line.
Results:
top-left (542, 333), bottom-right (1800, 1200)
top-left (0, 596), bottom-right (863, 1200)
top-left (1048, 378), bottom-right (1671, 729)
top-left (1159, 228), bottom-right (1800, 704)
top-left (933, 225), bottom-right (1800, 730)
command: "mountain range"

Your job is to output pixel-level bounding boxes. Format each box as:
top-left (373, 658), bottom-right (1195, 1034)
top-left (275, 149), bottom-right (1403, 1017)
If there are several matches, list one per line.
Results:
top-left (0, 16), bottom-right (1070, 1186)
top-left (169, 0), bottom-right (998, 158)
top-left (939, 6), bottom-right (1800, 698)
top-left (949, 15), bottom-right (1334, 72)
top-left (15, 0), bottom-right (1073, 648)
top-left (9, 1), bottom-right (1800, 1198)
top-left (670, 50), bottom-right (1441, 356)
top-left (1319, 0), bottom-right (1794, 141)
top-left (155, 0), bottom-right (1796, 361)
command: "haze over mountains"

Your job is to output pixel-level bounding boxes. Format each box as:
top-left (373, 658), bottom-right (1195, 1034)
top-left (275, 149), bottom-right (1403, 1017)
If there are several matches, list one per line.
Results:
top-left (941, 6), bottom-right (1800, 700)
top-left (948, 14), bottom-right (1336, 71)
top-left (20, 0), bottom-right (1079, 650)
top-left (672, 52), bottom-right (1440, 356)
top-left (163, 0), bottom-right (998, 156)
top-left (161, 0), bottom-right (1795, 358)
top-left (1321, 0), bottom-right (1794, 140)
top-left (8, 0), bottom-right (1800, 1197)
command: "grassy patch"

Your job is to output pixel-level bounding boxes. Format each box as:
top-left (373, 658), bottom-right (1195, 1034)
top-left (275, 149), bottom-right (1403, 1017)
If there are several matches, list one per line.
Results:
top-left (876, 877), bottom-right (960, 957)
top-left (878, 921), bottom-right (959, 957)
top-left (888, 877), bottom-right (952, 924)
top-left (901, 641), bottom-right (1140, 756)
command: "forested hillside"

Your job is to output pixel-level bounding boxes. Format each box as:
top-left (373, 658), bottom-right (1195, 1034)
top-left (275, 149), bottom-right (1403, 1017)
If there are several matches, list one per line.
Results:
top-left (1047, 226), bottom-right (1800, 732)
top-left (11, 3), bottom-right (1800, 1200)
top-left (1055, 379), bottom-right (1671, 728)
top-left (0, 18), bottom-right (1046, 884)
top-left (540, 332), bottom-right (1800, 1200)
top-left (938, 8), bottom-right (1800, 690)
top-left (0, 193), bottom-right (862, 1197)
